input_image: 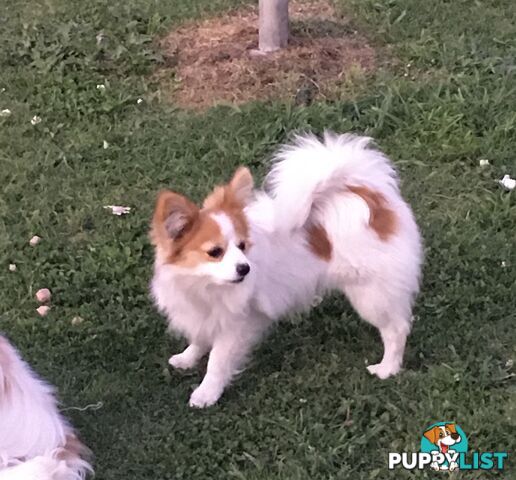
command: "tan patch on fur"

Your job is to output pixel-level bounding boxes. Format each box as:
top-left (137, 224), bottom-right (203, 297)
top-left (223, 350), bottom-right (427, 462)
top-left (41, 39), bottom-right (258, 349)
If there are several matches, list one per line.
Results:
top-left (306, 224), bottom-right (332, 261)
top-left (170, 213), bottom-right (225, 266)
top-left (348, 185), bottom-right (397, 240)
top-left (202, 167), bottom-right (252, 244)
top-left (56, 434), bottom-right (91, 465)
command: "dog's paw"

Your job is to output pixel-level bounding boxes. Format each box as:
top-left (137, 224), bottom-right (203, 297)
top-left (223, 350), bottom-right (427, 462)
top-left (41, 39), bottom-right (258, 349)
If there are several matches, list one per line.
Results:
top-left (449, 462), bottom-right (458, 471)
top-left (366, 362), bottom-right (400, 379)
top-left (168, 353), bottom-right (197, 370)
top-left (189, 385), bottom-right (222, 408)
top-left (430, 462), bottom-right (440, 471)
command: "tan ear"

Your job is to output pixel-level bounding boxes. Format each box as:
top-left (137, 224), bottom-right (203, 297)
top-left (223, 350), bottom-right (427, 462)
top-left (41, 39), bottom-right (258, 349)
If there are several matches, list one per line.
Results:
top-left (152, 190), bottom-right (199, 240)
top-left (423, 427), bottom-right (439, 445)
top-left (446, 423), bottom-right (457, 434)
top-left (229, 167), bottom-right (254, 204)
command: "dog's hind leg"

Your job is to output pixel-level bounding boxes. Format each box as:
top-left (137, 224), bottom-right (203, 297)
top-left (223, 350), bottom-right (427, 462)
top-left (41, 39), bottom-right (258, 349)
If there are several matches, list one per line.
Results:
top-left (342, 281), bottom-right (413, 379)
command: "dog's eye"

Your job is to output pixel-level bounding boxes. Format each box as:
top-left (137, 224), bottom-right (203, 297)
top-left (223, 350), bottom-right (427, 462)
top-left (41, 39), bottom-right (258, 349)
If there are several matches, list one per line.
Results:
top-left (207, 247), bottom-right (223, 258)
top-left (237, 241), bottom-right (246, 251)
top-left (439, 432), bottom-right (444, 438)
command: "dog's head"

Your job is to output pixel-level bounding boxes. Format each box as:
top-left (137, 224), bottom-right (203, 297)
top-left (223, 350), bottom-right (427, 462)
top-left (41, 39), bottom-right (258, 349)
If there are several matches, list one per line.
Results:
top-left (423, 424), bottom-right (461, 453)
top-left (151, 167), bottom-right (254, 285)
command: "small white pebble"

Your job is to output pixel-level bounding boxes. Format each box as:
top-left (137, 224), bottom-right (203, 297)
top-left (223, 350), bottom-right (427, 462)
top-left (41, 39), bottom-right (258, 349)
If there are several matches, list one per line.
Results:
top-left (103, 140), bottom-right (109, 149)
top-left (501, 261), bottom-right (507, 268)
top-left (9, 264), bottom-right (17, 272)
top-left (0, 109), bottom-right (11, 117)
top-left (96, 32), bottom-right (105, 45)
top-left (29, 235), bottom-right (41, 246)
top-left (499, 174), bottom-right (515, 191)
top-left (36, 305), bottom-right (50, 316)
top-left (96, 84), bottom-right (106, 91)
top-left (104, 205), bottom-right (131, 215)
top-left (71, 316), bottom-right (84, 326)
top-left (137, 98), bottom-right (143, 104)
top-left (30, 115), bottom-right (42, 126)
top-left (403, 72), bottom-right (408, 77)
top-left (35, 288), bottom-right (52, 303)
top-left (479, 159), bottom-right (490, 166)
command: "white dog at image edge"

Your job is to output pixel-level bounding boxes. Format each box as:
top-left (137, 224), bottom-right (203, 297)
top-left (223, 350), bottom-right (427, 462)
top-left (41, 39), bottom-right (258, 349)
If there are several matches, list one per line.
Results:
top-left (151, 132), bottom-right (423, 408)
top-left (0, 335), bottom-right (92, 480)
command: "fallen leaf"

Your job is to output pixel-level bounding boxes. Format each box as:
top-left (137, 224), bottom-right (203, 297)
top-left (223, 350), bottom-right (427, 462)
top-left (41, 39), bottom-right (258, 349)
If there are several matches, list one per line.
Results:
top-left (104, 205), bottom-right (131, 215)
top-left (71, 316), bottom-right (85, 326)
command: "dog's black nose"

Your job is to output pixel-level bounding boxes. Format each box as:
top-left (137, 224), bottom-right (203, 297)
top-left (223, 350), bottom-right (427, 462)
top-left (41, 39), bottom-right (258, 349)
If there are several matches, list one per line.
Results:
top-left (236, 263), bottom-right (250, 277)
top-left (451, 433), bottom-right (460, 440)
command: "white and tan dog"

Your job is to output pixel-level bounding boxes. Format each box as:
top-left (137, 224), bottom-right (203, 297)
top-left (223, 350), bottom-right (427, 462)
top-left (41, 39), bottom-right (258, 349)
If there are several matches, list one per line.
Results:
top-left (0, 335), bottom-right (92, 480)
top-left (151, 132), bottom-right (423, 407)
top-left (424, 424), bottom-right (462, 471)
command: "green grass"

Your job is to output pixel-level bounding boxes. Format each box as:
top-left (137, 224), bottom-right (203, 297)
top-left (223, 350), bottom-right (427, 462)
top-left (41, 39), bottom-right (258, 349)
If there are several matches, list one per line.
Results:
top-left (1, 0), bottom-right (515, 478)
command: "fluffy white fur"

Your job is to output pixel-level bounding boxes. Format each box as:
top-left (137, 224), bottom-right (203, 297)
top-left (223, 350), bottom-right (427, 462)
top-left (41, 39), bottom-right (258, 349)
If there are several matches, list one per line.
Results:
top-left (0, 336), bottom-right (91, 480)
top-left (152, 132), bottom-right (423, 408)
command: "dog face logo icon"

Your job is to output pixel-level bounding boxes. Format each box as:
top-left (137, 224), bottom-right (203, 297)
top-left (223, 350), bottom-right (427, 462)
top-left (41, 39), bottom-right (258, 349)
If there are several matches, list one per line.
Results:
top-left (421, 422), bottom-right (468, 471)
top-left (424, 423), bottom-right (461, 454)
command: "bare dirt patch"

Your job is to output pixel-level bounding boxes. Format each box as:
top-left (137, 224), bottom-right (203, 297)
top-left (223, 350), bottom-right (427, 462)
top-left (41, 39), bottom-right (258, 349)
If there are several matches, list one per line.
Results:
top-left (158, 0), bottom-right (376, 109)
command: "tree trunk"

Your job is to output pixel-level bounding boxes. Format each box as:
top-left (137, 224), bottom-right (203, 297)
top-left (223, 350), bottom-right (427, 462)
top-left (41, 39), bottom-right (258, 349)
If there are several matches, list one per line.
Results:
top-left (259, 0), bottom-right (289, 53)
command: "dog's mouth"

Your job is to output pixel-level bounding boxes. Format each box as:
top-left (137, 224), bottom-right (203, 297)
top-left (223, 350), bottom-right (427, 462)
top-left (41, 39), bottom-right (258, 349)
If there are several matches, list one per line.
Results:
top-left (440, 444), bottom-right (449, 454)
top-left (230, 277), bottom-right (245, 284)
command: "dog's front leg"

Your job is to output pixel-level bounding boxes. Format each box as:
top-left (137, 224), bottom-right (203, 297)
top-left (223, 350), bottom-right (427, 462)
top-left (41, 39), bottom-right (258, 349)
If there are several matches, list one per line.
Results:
top-left (188, 332), bottom-right (253, 408)
top-left (169, 343), bottom-right (209, 370)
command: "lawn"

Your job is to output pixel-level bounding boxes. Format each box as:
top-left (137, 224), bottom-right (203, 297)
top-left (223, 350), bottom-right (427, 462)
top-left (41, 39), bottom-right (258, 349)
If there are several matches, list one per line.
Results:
top-left (0, 0), bottom-right (515, 478)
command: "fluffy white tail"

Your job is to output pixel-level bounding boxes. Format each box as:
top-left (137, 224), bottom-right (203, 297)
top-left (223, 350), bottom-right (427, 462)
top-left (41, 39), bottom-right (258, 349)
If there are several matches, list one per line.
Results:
top-left (265, 132), bottom-right (399, 232)
top-left (0, 336), bottom-right (92, 479)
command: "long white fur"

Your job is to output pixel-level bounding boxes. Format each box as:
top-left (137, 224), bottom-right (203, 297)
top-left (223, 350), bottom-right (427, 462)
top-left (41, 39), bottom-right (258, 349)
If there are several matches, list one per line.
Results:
top-left (152, 132), bottom-right (423, 408)
top-left (0, 336), bottom-right (91, 480)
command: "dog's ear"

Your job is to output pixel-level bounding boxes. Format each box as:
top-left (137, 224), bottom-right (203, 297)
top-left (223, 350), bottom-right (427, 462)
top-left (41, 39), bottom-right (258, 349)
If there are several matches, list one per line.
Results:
top-left (446, 423), bottom-right (457, 434)
top-left (423, 426), bottom-right (439, 445)
top-left (203, 167), bottom-right (254, 210)
top-left (229, 167), bottom-right (254, 205)
top-left (152, 190), bottom-right (199, 241)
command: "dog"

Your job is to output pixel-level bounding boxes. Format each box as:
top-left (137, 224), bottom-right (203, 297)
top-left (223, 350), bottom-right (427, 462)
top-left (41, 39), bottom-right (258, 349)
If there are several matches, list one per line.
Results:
top-left (0, 335), bottom-right (92, 480)
top-left (424, 423), bottom-right (461, 471)
top-left (151, 132), bottom-right (423, 408)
